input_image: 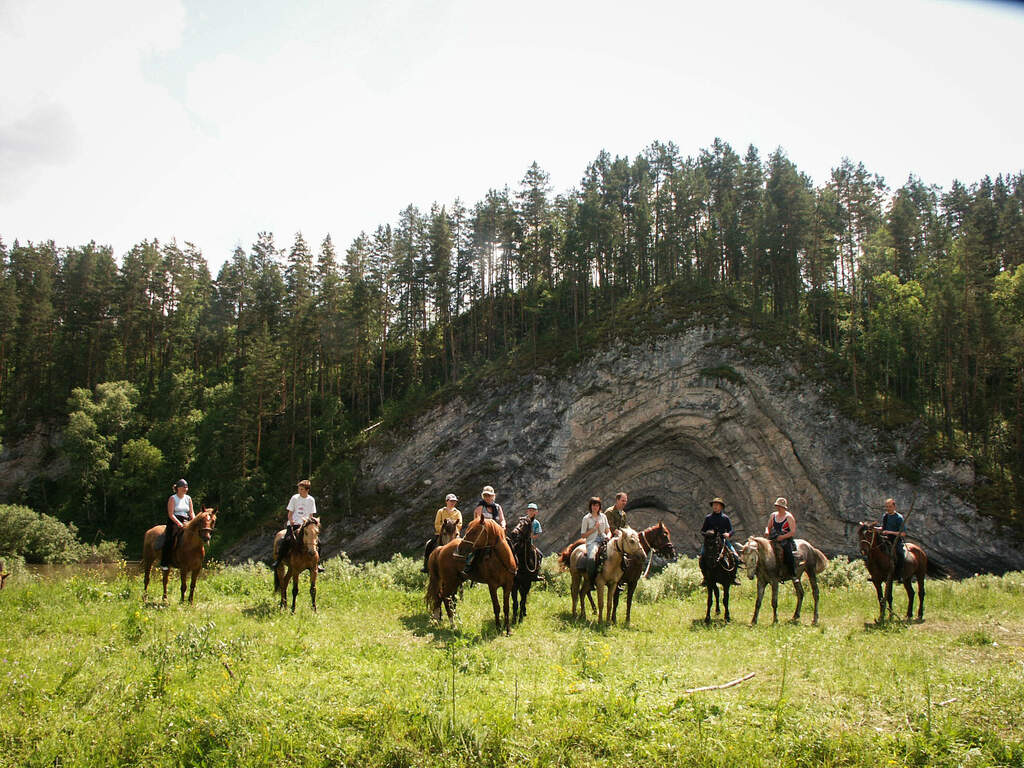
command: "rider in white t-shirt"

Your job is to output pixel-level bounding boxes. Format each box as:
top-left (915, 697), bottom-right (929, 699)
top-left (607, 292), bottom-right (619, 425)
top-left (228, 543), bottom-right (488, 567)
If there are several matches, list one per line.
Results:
top-left (272, 480), bottom-right (322, 570)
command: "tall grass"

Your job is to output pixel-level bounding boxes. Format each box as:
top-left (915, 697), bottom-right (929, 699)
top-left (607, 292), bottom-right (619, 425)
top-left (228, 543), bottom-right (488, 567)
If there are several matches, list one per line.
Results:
top-left (1, 556), bottom-right (1022, 767)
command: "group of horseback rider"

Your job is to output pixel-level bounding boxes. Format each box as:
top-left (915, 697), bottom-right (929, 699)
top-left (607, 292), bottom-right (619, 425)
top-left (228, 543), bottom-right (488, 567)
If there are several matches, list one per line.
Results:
top-left (421, 485), bottom-right (543, 577)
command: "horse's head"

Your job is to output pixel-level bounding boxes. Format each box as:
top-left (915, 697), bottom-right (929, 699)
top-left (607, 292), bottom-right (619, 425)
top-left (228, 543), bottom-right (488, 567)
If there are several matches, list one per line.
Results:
top-left (299, 517), bottom-right (321, 551)
top-left (618, 527), bottom-right (644, 558)
top-left (438, 517), bottom-right (459, 545)
top-left (645, 521), bottom-right (677, 560)
top-left (856, 522), bottom-right (878, 560)
top-left (739, 537), bottom-right (760, 579)
top-left (195, 508), bottom-right (217, 542)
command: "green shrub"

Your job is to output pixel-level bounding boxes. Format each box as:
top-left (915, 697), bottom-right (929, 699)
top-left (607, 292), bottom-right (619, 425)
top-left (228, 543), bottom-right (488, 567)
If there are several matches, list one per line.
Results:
top-left (817, 554), bottom-right (865, 589)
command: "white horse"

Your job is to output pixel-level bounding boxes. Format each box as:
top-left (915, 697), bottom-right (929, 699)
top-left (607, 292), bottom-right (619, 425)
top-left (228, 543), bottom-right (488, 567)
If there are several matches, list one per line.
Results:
top-left (567, 527), bottom-right (645, 622)
top-left (739, 536), bottom-right (829, 625)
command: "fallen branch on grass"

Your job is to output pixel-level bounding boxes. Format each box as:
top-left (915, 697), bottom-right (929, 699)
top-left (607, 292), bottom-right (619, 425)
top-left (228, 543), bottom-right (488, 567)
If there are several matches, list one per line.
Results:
top-left (935, 697), bottom-right (958, 707)
top-left (681, 672), bottom-right (756, 695)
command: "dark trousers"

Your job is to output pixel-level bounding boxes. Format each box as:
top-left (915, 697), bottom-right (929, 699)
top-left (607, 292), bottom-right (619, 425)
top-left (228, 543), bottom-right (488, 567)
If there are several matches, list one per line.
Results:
top-left (160, 520), bottom-right (186, 567)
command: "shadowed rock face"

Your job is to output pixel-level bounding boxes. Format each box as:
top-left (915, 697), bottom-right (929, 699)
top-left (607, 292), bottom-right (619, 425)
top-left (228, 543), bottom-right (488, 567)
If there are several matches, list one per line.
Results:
top-left (261, 325), bottom-right (1024, 574)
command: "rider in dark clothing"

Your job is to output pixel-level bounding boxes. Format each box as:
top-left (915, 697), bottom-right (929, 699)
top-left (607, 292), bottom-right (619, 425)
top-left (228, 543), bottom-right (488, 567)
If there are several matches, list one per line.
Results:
top-left (880, 497), bottom-right (906, 573)
top-left (700, 497), bottom-right (740, 585)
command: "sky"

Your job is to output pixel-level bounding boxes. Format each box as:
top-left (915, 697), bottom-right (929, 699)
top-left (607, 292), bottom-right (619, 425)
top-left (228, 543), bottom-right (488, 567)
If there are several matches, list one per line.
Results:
top-left (1, 0), bottom-right (1022, 272)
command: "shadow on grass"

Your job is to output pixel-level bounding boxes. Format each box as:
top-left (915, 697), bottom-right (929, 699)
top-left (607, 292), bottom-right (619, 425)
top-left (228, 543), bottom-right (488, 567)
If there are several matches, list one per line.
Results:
top-left (689, 618), bottom-right (732, 631)
top-left (862, 617), bottom-right (911, 633)
top-left (242, 598), bottom-right (282, 620)
top-left (398, 611), bottom-right (509, 645)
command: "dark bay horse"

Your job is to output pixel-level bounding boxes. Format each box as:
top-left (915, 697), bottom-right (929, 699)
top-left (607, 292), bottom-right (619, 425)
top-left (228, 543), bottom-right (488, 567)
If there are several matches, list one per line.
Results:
top-left (426, 518), bottom-right (516, 634)
top-left (142, 508), bottom-right (217, 603)
top-left (273, 517), bottom-right (321, 613)
top-left (611, 522), bottom-right (676, 625)
top-left (507, 516), bottom-right (542, 622)
top-left (857, 523), bottom-right (927, 621)
top-left (700, 530), bottom-right (739, 623)
top-left (740, 536), bottom-right (829, 624)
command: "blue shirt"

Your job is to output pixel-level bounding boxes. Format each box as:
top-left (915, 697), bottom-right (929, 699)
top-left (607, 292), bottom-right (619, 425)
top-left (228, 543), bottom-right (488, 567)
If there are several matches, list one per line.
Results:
top-left (531, 518), bottom-right (542, 535)
top-left (881, 512), bottom-right (905, 534)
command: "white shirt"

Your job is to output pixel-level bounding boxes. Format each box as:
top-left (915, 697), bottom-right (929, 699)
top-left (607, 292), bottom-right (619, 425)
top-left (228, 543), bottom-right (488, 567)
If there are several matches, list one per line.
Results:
top-left (287, 494), bottom-right (317, 525)
top-left (171, 493), bottom-right (192, 519)
top-left (581, 512), bottom-right (610, 542)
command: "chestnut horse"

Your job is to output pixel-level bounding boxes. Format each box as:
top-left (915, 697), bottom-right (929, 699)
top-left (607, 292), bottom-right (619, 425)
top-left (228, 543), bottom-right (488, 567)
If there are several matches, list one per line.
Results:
top-left (857, 522), bottom-right (927, 622)
top-left (142, 508), bottom-right (217, 603)
top-left (426, 518), bottom-right (515, 634)
top-left (739, 536), bottom-right (829, 624)
top-left (273, 517), bottom-right (321, 613)
top-left (611, 522), bottom-right (676, 625)
top-left (564, 528), bottom-right (645, 622)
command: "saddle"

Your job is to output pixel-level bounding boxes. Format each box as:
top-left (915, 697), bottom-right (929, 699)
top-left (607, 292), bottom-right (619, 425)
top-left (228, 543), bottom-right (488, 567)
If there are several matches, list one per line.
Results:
top-left (771, 541), bottom-right (801, 579)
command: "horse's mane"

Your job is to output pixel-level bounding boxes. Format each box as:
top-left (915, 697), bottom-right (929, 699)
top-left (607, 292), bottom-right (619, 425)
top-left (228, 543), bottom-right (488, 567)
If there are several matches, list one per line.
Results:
top-left (749, 536), bottom-right (776, 571)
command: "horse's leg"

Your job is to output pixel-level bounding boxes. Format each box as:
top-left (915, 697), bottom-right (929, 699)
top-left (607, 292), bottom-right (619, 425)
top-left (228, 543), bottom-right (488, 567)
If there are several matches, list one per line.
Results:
top-left (179, 567), bottom-right (188, 603)
top-left (625, 580), bottom-right (636, 625)
top-left (596, 582), bottom-right (605, 623)
top-left (571, 574), bottom-right (579, 618)
top-left (917, 573), bottom-right (925, 621)
top-left (714, 583), bottom-right (721, 615)
top-left (142, 558), bottom-right (151, 597)
top-left (279, 567), bottom-right (289, 608)
top-left (770, 580), bottom-right (779, 624)
top-left (808, 572), bottom-right (820, 625)
top-left (705, 585), bottom-right (713, 624)
top-left (611, 580), bottom-right (620, 623)
top-left (723, 582), bottom-right (731, 623)
top-left (511, 582), bottom-right (520, 623)
top-left (188, 569), bottom-right (198, 604)
top-left (291, 572), bottom-right (299, 613)
top-left (488, 584), bottom-right (501, 632)
top-left (502, 585), bottom-right (511, 635)
top-left (310, 567), bottom-right (317, 613)
top-left (884, 578), bottom-right (894, 618)
top-left (792, 575), bottom-right (804, 622)
top-left (752, 578), bottom-right (766, 625)
top-left (903, 577), bottom-right (914, 621)
top-left (873, 579), bottom-right (885, 622)
top-left (161, 566), bottom-right (170, 602)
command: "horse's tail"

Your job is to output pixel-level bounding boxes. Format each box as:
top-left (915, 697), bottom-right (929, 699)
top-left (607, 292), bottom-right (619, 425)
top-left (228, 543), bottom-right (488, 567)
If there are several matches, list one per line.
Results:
top-left (811, 546), bottom-right (829, 574)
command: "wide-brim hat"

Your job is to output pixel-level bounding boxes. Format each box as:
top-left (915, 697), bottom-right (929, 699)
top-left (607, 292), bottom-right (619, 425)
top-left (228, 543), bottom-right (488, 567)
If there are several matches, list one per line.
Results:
top-left (710, 497), bottom-right (726, 508)
top-left (774, 497), bottom-right (788, 510)
top-left (482, 485), bottom-right (496, 497)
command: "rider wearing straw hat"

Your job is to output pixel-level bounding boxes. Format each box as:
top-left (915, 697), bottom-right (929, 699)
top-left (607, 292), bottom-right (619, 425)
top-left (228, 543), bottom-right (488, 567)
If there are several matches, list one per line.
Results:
top-left (765, 496), bottom-right (798, 582)
top-left (422, 493), bottom-right (462, 573)
top-left (458, 486), bottom-right (505, 578)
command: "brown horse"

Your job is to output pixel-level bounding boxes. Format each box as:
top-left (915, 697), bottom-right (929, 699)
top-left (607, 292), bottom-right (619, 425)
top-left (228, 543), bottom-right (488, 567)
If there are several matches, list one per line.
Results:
top-left (273, 517), bottom-right (321, 613)
top-left (0, 560), bottom-right (9, 590)
top-left (739, 536), bottom-right (829, 624)
top-left (426, 518), bottom-right (515, 635)
top-left (857, 522), bottom-right (927, 622)
top-left (565, 528), bottom-right (645, 622)
top-left (611, 522), bottom-right (676, 624)
top-left (142, 508), bottom-right (217, 603)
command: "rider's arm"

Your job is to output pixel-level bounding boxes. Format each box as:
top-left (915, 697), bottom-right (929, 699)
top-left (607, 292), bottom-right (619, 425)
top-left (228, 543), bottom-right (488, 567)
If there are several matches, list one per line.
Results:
top-left (497, 504), bottom-right (505, 529)
top-left (286, 497), bottom-right (295, 527)
top-left (167, 496), bottom-right (181, 526)
top-left (187, 496), bottom-right (195, 520)
top-left (434, 509), bottom-right (444, 535)
top-left (474, 505), bottom-right (483, 523)
top-left (454, 510), bottom-right (462, 533)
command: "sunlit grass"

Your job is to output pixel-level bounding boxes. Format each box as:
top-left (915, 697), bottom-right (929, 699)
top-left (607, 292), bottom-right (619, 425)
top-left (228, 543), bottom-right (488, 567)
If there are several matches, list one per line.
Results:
top-left (1, 556), bottom-right (1022, 767)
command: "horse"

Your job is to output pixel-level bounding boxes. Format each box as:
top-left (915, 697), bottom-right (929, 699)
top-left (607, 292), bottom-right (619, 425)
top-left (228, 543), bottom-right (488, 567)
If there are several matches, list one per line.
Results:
top-left (426, 518), bottom-right (516, 635)
top-left (564, 528), bottom-right (645, 622)
top-left (0, 560), bottom-right (8, 590)
top-left (699, 530), bottom-right (740, 623)
top-left (857, 522), bottom-right (927, 622)
top-left (142, 508), bottom-right (217, 603)
top-left (739, 536), bottom-right (829, 624)
top-left (273, 517), bottom-right (321, 613)
top-left (611, 522), bottom-right (676, 625)
top-left (507, 517), bottom-right (543, 622)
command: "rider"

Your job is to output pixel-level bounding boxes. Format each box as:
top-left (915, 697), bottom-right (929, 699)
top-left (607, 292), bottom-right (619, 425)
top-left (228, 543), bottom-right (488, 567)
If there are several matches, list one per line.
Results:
top-left (764, 497), bottom-right (798, 583)
top-left (161, 479), bottom-right (195, 571)
top-left (272, 480), bottom-right (320, 570)
top-left (879, 497), bottom-right (906, 574)
top-left (422, 493), bottom-right (462, 573)
top-left (525, 502), bottom-right (542, 542)
top-left (581, 496), bottom-right (610, 580)
top-left (700, 496), bottom-right (740, 585)
top-left (604, 492), bottom-right (629, 534)
top-left (458, 486), bottom-right (504, 578)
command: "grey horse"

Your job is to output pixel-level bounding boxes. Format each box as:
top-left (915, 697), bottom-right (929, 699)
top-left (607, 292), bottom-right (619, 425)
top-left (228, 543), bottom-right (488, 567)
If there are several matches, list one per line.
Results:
top-left (739, 536), bottom-right (829, 625)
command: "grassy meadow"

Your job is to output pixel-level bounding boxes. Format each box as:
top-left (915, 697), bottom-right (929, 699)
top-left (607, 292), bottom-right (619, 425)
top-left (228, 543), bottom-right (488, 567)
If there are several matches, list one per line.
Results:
top-left (1, 554), bottom-right (1023, 768)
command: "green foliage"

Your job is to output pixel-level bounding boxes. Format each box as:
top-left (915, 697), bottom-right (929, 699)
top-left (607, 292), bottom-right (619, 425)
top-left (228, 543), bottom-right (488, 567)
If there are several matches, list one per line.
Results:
top-left (0, 504), bottom-right (124, 564)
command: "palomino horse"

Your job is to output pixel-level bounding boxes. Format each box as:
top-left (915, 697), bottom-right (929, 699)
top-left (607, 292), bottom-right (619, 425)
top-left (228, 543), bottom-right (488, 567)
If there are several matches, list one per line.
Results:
top-left (273, 517), bottom-right (321, 613)
top-left (507, 516), bottom-right (543, 622)
top-left (740, 536), bottom-right (829, 624)
top-left (142, 508), bottom-right (217, 603)
top-left (611, 522), bottom-right (676, 625)
top-left (0, 560), bottom-right (9, 590)
top-left (857, 522), bottom-right (927, 622)
top-left (426, 518), bottom-right (516, 634)
top-left (564, 528), bottom-right (645, 622)
top-left (700, 531), bottom-right (740, 623)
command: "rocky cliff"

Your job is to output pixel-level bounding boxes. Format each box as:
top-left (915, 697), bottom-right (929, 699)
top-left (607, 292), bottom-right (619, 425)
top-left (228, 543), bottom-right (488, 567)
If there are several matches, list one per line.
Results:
top-left (230, 324), bottom-right (1024, 574)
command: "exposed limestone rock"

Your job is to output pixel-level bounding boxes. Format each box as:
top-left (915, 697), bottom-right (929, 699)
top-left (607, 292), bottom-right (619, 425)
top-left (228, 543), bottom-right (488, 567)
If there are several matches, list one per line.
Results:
top-left (233, 325), bottom-right (1024, 574)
